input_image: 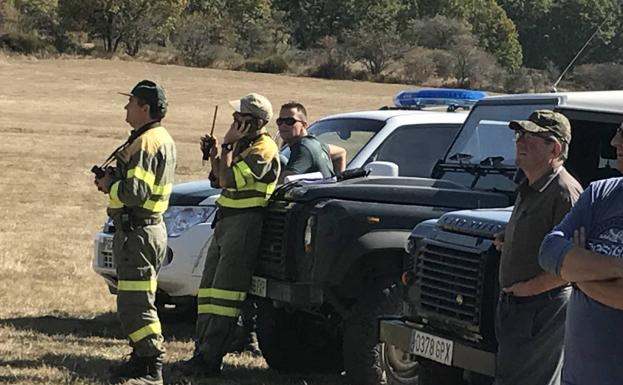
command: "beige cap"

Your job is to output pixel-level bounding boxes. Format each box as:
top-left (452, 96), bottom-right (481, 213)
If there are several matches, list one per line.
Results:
top-left (229, 93), bottom-right (273, 121)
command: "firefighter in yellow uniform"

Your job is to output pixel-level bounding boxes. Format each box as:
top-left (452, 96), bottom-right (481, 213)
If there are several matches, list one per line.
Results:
top-left (94, 80), bottom-right (176, 385)
top-left (175, 93), bottom-right (279, 377)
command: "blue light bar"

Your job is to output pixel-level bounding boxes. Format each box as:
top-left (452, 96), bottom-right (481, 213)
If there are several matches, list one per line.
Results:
top-left (394, 88), bottom-right (488, 108)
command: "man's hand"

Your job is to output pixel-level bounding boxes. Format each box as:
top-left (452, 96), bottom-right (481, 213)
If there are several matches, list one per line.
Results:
top-left (493, 231), bottom-right (505, 252)
top-left (503, 273), bottom-right (567, 297)
top-left (200, 135), bottom-right (218, 159)
top-left (94, 174), bottom-right (113, 194)
top-left (503, 280), bottom-right (539, 297)
top-left (572, 227), bottom-right (586, 248)
top-left (224, 120), bottom-right (249, 144)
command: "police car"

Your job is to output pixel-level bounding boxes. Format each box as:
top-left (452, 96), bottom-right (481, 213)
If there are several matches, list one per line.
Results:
top-left (92, 89), bottom-right (482, 315)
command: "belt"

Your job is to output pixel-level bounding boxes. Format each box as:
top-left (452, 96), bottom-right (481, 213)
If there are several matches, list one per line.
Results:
top-left (131, 216), bottom-right (162, 227)
top-left (499, 285), bottom-right (570, 305)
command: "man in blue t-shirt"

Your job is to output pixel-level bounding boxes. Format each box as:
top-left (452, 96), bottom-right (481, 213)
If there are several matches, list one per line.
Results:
top-left (277, 101), bottom-right (345, 183)
top-left (540, 125), bottom-right (623, 385)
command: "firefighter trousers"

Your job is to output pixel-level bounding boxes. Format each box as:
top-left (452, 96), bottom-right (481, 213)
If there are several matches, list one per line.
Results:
top-left (195, 209), bottom-right (264, 365)
top-left (113, 221), bottom-right (167, 357)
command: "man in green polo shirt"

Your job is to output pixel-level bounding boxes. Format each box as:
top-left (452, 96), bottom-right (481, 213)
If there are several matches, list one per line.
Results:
top-left (277, 101), bottom-right (345, 183)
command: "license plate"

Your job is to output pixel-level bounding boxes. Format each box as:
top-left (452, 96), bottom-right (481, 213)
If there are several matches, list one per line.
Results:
top-left (410, 330), bottom-right (453, 366)
top-left (102, 237), bottom-right (114, 253)
top-left (249, 276), bottom-right (267, 297)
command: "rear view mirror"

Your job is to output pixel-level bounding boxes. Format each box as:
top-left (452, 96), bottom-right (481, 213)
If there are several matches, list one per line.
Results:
top-left (338, 129), bottom-right (351, 140)
top-left (364, 161), bottom-right (399, 177)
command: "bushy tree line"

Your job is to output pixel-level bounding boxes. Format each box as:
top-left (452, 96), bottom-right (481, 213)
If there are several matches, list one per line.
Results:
top-left (1, 0), bottom-right (621, 91)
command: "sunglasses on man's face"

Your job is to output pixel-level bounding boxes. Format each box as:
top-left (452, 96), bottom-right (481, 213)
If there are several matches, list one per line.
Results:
top-left (514, 130), bottom-right (557, 144)
top-left (276, 117), bottom-right (302, 126)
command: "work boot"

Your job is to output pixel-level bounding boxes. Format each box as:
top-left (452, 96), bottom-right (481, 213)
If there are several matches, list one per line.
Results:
top-left (121, 355), bottom-right (163, 385)
top-left (109, 352), bottom-right (148, 380)
top-left (170, 353), bottom-right (222, 378)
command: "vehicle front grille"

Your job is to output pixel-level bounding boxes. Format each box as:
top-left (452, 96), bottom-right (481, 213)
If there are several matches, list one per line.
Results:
top-left (415, 242), bottom-right (486, 330)
top-left (256, 208), bottom-right (290, 280)
top-left (99, 241), bottom-right (115, 269)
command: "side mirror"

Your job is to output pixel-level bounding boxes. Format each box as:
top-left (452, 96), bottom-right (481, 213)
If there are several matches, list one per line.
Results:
top-left (364, 161), bottom-right (399, 177)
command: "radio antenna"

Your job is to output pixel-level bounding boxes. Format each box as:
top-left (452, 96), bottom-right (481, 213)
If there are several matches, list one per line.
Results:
top-left (552, 17), bottom-right (610, 92)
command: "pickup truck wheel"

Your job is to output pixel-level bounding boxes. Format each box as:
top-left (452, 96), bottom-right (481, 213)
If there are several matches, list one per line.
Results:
top-left (381, 342), bottom-right (422, 384)
top-left (343, 277), bottom-right (403, 385)
top-left (255, 299), bottom-right (343, 373)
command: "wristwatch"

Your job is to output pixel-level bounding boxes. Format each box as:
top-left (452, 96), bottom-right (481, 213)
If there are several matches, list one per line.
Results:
top-left (221, 143), bottom-right (234, 151)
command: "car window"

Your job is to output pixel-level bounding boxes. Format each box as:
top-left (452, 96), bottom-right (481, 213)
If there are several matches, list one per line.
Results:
top-left (308, 118), bottom-right (385, 164)
top-left (366, 124), bottom-right (461, 177)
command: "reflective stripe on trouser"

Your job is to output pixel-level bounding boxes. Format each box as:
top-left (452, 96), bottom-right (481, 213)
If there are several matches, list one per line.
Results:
top-left (113, 221), bottom-right (167, 357)
top-left (195, 209), bottom-right (264, 364)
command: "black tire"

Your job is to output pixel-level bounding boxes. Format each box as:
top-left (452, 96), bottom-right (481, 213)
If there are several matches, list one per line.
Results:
top-left (343, 277), bottom-right (404, 385)
top-left (255, 298), bottom-right (343, 373)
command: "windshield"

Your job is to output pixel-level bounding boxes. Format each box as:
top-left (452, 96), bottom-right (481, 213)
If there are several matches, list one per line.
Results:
top-left (440, 102), bottom-right (557, 190)
top-left (307, 118), bottom-right (384, 164)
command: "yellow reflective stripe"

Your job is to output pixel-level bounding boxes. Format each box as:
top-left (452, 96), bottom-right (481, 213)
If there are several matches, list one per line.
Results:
top-left (217, 195), bottom-right (269, 208)
top-left (233, 164), bottom-right (247, 189)
top-left (152, 183), bottom-right (172, 195)
top-left (128, 167), bottom-right (156, 188)
top-left (108, 181), bottom-right (124, 208)
top-left (143, 198), bottom-right (169, 213)
top-left (236, 160), bottom-right (253, 177)
top-left (118, 279), bottom-right (157, 292)
top-left (237, 182), bottom-right (275, 194)
top-left (128, 321), bottom-right (161, 342)
top-left (197, 304), bottom-right (240, 317)
top-left (198, 288), bottom-right (247, 301)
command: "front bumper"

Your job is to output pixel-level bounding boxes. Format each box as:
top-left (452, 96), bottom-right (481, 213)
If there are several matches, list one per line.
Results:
top-left (249, 276), bottom-right (324, 305)
top-left (379, 318), bottom-right (495, 377)
top-left (92, 222), bottom-right (214, 297)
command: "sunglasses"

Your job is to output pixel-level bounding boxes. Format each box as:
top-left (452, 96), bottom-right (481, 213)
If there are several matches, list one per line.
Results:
top-left (514, 130), bottom-right (558, 144)
top-left (617, 126), bottom-right (623, 138)
top-left (276, 117), bottom-right (303, 126)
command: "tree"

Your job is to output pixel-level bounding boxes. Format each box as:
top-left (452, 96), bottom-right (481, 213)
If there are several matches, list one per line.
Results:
top-left (345, 0), bottom-right (406, 75)
top-left (501, 0), bottom-right (621, 69)
top-left (402, 15), bottom-right (472, 50)
top-left (58, 0), bottom-right (186, 54)
top-left (272, 0), bottom-right (360, 49)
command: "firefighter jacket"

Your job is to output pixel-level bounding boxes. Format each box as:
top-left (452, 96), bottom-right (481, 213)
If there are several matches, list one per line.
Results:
top-left (216, 133), bottom-right (280, 209)
top-left (107, 123), bottom-right (176, 220)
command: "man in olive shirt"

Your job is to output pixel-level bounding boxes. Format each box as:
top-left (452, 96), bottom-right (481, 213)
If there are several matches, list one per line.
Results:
top-left (493, 111), bottom-right (582, 385)
top-left (277, 101), bottom-right (345, 183)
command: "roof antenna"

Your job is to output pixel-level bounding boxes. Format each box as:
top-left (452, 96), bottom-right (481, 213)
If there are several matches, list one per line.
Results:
top-left (551, 17), bottom-right (611, 92)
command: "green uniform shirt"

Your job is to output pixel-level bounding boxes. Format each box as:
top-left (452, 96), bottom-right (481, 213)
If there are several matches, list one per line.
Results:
top-left (107, 125), bottom-right (177, 220)
top-left (286, 135), bottom-right (334, 178)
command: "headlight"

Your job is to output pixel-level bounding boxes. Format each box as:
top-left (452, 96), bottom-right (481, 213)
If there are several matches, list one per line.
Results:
top-left (163, 206), bottom-right (217, 238)
top-left (304, 216), bottom-right (316, 253)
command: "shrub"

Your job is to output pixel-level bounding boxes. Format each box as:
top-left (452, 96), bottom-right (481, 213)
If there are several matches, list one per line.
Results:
top-left (401, 47), bottom-right (437, 85)
top-left (571, 63), bottom-right (623, 91)
top-left (503, 68), bottom-right (552, 93)
top-left (0, 32), bottom-right (49, 53)
top-left (244, 54), bottom-right (289, 74)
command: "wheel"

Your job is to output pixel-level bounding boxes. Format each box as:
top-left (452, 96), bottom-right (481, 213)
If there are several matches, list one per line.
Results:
top-left (381, 342), bottom-right (422, 384)
top-left (255, 298), bottom-right (343, 373)
top-left (343, 277), bottom-right (404, 385)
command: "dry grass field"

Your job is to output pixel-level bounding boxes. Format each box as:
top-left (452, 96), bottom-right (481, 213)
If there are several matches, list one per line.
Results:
top-left (0, 54), bottom-right (410, 385)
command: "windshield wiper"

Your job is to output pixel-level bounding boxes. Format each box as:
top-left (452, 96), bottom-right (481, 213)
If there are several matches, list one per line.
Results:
top-left (448, 152), bottom-right (474, 162)
top-left (479, 156), bottom-right (516, 182)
